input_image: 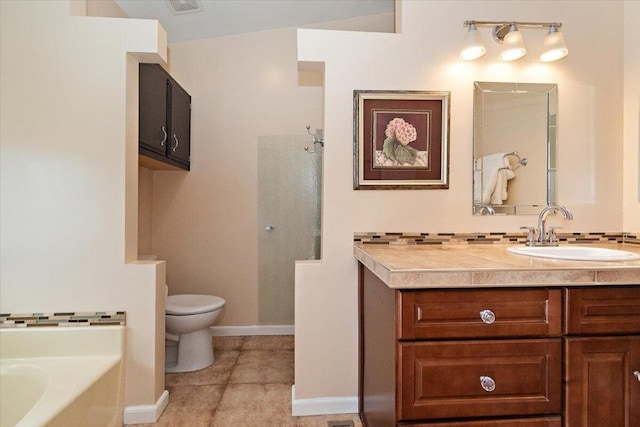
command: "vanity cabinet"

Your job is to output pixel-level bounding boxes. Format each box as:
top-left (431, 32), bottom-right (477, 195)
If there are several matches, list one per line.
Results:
top-left (359, 264), bottom-right (640, 427)
top-left (139, 63), bottom-right (191, 170)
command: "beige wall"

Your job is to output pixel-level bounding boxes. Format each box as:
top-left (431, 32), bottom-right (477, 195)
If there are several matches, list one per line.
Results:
top-left (623, 0), bottom-right (640, 232)
top-left (295, 0), bottom-right (638, 400)
top-left (145, 14), bottom-right (392, 327)
top-left (0, 0), bottom-right (167, 409)
top-left (87, 0), bottom-right (127, 18)
top-left (139, 167), bottom-right (154, 255)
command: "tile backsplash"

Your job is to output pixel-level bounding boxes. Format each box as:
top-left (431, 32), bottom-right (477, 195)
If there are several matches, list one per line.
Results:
top-left (354, 231), bottom-right (639, 245)
top-left (0, 311), bottom-right (126, 328)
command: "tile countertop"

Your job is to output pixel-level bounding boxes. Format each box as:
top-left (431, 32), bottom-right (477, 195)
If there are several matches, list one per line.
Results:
top-left (354, 242), bottom-right (640, 289)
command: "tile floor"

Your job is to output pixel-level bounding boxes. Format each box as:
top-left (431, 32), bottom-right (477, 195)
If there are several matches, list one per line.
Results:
top-left (130, 335), bottom-right (362, 427)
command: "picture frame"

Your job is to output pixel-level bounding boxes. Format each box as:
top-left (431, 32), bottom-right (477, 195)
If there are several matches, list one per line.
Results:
top-left (353, 90), bottom-right (450, 190)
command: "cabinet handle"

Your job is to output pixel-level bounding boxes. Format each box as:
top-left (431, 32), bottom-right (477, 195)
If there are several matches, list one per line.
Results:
top-left (171, 134), bottom-right (179, 152)
top-left (159, 126), bottom-right (167, 147)
top-left (634, 371), bottom-right (640, 382)
top-left (480, 375), bottom-right (496, 392)
top-left (479, 309), bottom-right (496, 324)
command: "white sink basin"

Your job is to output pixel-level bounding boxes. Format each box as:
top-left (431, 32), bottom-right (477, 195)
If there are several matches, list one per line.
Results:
top-left (507, 246), bottom-right (640, 262)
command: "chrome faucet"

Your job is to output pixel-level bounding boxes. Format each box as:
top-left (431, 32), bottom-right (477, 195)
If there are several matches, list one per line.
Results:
top-left (520, 205), bottom-right (573, 246)
top-left (475, 203), bottom-right (495, 215)
top-left (536, 205), bottom-right (573, 245)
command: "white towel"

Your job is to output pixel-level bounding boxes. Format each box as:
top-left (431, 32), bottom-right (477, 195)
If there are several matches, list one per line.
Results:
top-left (481, 153), bottom-right (516, 205)
top-left (481, 153), bottom-right (504, 204)
top-left (500, 167), bottom-right (516, 200)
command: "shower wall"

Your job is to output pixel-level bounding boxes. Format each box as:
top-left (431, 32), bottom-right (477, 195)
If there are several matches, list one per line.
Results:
top-left (258, 135), bottom-right (322, 325)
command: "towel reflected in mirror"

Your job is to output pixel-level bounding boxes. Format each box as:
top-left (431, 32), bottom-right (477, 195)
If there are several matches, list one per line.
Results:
top-left (481, 153), bottom-right (516, 205)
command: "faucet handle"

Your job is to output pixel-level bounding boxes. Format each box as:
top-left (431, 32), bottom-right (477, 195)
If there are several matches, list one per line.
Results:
top-left (548, 226), bottom-right (563, 244)
top-left (520, 226), bottom-right (537, 246)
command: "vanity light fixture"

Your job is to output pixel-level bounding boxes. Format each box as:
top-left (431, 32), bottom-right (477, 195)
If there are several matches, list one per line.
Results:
top-left (539, 24), bottom-right (568, 62)
top-left (498, 24), bottom-right (526, 61)
top-left (461, 20), bottom-right (568, 62)
top-left (460, 23), bottom-right (486, 61)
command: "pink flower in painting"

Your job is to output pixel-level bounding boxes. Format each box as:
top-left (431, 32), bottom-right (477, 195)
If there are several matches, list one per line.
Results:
top-left (384, 118), bottom-right (404, 138)
top-left (385, 117), bottom-right (417, 146)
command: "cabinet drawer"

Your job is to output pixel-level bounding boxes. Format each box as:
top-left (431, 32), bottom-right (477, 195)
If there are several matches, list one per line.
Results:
top-left (401, 416), bottom-right (562, 427)
top-left (399, 289), bottom-right (562, 339)
top-left (398, 339), bottom-right (562, 421)
top-left (565, 287), bottom-right (640, 335)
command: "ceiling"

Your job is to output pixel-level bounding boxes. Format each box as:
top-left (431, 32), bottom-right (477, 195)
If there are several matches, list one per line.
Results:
top-left (114, 0), bottom-right (395, 43)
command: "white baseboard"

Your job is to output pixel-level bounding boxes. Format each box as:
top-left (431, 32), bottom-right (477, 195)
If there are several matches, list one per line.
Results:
top-left (291, 385), bottom-right (359, 416)
top-left (123, 389), bottom-right (169, 425)
top-left (211, 324), bottom-right (294, 336)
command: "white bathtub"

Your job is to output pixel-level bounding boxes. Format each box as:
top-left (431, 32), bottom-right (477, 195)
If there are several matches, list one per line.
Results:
top-left (0, 326), bottom-right (124, 427)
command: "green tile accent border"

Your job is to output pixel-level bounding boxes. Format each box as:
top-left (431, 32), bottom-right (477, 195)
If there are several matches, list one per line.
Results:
top-left (354, 232), bottom-right (639, 245)
top-left (0, 311), bottom-right (126, 328)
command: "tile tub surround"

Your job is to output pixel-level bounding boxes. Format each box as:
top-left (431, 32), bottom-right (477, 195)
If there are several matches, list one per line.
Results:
top-left (354, 242), bottom-right (640, 289)
top-left (0, 311), bottom-right (126, 328)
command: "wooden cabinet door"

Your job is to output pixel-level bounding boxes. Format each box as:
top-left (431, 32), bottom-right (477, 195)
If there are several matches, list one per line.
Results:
top-left (565, 336), bottom-right (640, 427)
top-left (139, 64), bottom-right (168, 155)
top-left (167, 82), bottom-right (190, 166)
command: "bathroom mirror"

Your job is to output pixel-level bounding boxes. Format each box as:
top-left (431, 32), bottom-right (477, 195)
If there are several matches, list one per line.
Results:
top-left (473, 81), bottom-right (557, 215)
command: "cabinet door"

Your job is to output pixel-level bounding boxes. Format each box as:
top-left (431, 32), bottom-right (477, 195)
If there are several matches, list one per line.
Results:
top-left (139, 64), bottom-right (168, 155)
top-left (167, 82), bottom-right (191, 166)
top-left (565, 336), bottom-right (640, 427)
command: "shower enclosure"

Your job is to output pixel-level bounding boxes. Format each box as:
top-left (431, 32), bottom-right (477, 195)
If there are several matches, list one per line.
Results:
top-left (257, 134), bottom-right (322, 325)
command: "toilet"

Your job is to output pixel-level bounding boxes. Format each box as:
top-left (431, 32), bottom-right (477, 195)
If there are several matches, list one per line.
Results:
top-left (139, 255), bottom-right (225, 373)
top-left (165, 293), bottom-right (226, 373)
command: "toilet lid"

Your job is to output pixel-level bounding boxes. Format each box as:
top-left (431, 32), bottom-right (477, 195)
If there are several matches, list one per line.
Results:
top-left (166, 294), bottom-right (226, 315)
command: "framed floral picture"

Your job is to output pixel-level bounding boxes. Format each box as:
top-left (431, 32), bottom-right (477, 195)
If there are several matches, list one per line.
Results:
top-left (353, 90), bottom-right (450, 190)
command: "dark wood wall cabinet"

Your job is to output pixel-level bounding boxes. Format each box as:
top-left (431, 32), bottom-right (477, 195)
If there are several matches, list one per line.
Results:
top-left (359, 264), bottom-right (640, 427)
top-left (139, 63), bottom-right (191, 171)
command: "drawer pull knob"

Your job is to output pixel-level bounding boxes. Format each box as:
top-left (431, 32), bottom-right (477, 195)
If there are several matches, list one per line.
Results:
top-left (480, 375), bottom-right (496, 392)
top-left (634, 371), bottom-right (640, 382)
top-left (479, 309), bottom-right (496, 324)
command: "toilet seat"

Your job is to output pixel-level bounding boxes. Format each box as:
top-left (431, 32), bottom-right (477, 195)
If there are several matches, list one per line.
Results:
top-left (166, 294), bottom-right (225, 316)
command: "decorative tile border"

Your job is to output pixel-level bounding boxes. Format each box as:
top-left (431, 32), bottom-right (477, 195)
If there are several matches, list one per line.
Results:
top-left (625, 233), bottom-right (640, 244)
top-left (354, 231), bottom-right (639, 245)
top-left (0, 311), bottom-right (126, 328)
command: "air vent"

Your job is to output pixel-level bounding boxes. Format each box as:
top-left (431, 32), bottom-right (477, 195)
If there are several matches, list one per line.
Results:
top-left (165, 0), bottom-right (203, 15)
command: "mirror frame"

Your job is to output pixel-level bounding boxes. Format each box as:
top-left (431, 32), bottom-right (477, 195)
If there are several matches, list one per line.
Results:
top-left (473, 81), bottom-right (558, 215)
